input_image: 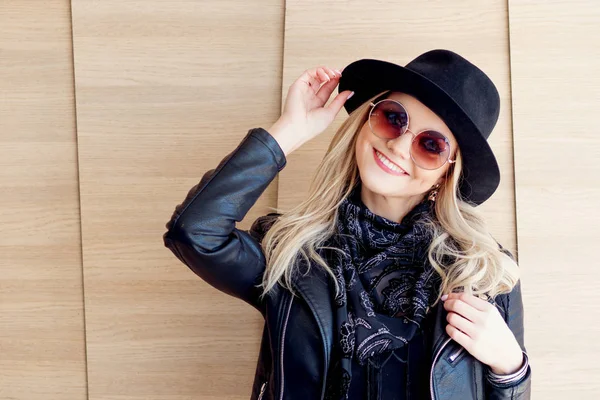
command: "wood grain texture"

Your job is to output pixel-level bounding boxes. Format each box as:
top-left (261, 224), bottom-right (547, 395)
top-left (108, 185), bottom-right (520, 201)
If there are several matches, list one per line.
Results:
top-left (508, 0), bottom-right (600, 397)
top-left (70, 1), bottom-right (284, 399)
top-left (279, 0), bottom-right (517, 254)
top-left (2, 0), bottom-right (596, 397)
top-left (0, 1), bottom-right (87, 399)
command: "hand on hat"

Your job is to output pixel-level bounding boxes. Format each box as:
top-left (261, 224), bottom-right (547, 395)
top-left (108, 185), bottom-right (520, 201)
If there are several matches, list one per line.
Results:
top-left (268, 66), bottom-right (354, 156)
top-left (441, 292), bottom-right (525, 375)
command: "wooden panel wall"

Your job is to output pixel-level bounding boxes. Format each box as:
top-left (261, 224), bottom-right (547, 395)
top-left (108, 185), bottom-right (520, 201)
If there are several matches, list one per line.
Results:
top-left (508, 0), bottom-right (600, 397)
top-left (2, 0), bottom-right (599, 399)
top-left (0, 1), bottom-right (87, 399)
top-left (70, 1), bottom-right (284, 399)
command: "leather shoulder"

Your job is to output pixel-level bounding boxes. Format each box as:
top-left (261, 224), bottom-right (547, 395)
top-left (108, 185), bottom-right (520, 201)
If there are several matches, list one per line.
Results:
top-left (249, 212), bottom-right (282, 243)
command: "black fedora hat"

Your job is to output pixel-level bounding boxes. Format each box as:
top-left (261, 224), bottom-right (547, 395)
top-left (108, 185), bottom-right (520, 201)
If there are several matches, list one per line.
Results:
top-left (338, 49), bottom-right (501, 206)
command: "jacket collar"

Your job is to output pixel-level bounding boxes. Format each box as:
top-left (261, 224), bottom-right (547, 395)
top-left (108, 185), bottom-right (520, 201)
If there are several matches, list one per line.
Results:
top-left (430, 296), bottom-right (452, 357)
top-left (291, 265), bottom-right (333, 372)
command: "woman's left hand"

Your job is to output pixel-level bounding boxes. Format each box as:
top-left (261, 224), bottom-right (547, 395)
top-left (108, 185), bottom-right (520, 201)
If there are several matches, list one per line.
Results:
top-left (441, 292), bottom-right (524, 375)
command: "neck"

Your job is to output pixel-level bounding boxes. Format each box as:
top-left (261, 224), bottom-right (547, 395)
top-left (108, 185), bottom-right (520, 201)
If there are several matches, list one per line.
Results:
top-left (359, 185), bottom-right (427, 224)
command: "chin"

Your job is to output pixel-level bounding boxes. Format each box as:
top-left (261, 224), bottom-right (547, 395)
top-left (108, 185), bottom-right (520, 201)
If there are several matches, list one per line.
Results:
top-left (359, 171), bottom-right (403, 197)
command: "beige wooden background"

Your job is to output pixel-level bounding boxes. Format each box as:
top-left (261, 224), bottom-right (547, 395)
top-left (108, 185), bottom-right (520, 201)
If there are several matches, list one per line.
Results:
top-left (1, 0), bottom-right (598, 399)
top-left (0, 1), bottom-right (87, 399)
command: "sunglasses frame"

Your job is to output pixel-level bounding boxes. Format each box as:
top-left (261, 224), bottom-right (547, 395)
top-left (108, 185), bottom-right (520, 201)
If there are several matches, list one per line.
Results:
top-left (368, 99), bottom-right (456, 171)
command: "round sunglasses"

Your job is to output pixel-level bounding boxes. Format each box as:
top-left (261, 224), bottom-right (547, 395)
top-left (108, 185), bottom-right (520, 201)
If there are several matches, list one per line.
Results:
top-left (368, 99), bottom-right (456, 170)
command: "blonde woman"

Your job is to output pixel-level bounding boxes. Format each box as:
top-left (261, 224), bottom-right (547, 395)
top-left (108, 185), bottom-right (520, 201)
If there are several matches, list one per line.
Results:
top-left (164, 49), bottom-right (531, 400)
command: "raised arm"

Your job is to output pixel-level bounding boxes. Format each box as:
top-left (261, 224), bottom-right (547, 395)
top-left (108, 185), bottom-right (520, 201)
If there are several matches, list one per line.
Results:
top-left (163, 127), bottom-right (286, 314)
top-left (163, 65), bottom-right (353, 314)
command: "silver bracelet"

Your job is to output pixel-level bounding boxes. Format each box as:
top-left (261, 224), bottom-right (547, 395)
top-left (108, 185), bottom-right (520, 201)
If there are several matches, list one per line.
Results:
top-left (486, 351), bottom-right (529, 385)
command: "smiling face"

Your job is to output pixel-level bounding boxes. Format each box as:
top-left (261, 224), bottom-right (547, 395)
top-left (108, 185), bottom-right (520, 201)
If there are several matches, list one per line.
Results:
top-left (354, 91), bottom-right (459, 220)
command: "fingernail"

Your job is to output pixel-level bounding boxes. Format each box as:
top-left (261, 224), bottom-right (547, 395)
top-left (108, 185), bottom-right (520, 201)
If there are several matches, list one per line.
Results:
top-left (335, 69), bottom-right (342, 75)
top-left (347, 91), bottom-right (354, 99)
top-left (441, 294), bottom-right (448, 301)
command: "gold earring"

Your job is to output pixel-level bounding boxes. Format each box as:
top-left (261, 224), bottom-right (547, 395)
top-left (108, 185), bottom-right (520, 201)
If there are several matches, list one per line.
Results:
top-left (428, 183), bottom-right (441, 202)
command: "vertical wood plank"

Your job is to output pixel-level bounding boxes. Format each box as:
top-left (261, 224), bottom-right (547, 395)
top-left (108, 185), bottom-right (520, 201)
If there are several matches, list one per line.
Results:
top-left (0, 1), bottom-right (87, 399)
top-left (70, 1), bottom-right (284, 398)
top-left (509, 0), bottom-right (600, 396)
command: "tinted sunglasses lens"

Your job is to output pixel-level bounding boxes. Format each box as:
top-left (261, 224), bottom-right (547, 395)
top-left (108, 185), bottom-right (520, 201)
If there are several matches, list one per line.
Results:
top-left (411, 131), bottom-right (451, 169)
top-left (370, 100), bottom-right (408, 139)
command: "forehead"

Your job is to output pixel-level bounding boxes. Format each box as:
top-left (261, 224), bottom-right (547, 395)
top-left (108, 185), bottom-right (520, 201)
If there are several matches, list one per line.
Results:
top-left (385, 91), bottom-right (458, 146)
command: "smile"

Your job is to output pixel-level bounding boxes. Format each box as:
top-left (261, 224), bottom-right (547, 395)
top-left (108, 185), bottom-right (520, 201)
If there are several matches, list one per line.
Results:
top-left (373, 148), bottom-right (409, 176)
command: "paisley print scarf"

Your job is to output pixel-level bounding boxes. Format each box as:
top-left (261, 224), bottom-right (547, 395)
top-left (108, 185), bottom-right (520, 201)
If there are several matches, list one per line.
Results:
top-left (323, 181), bottom-right (441, 399)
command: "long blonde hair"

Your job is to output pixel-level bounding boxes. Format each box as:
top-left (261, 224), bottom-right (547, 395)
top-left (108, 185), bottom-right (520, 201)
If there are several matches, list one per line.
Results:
top-left (257, 90), bottom-right (519, 305)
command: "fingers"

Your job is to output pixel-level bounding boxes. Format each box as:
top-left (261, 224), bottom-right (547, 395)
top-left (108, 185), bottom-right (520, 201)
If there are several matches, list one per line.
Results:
top-left (318, 66), bottom-right (342, 80)
top-left (325, 90), bottom-right (354, 116)
top-left (317, 66), bottom-right (338, 82)
top-left (443, 292), bottom-right (491, 312)
top-left (295, 65), bottom-right (351, 123)
top-left (307, 66), bottom-right (351, 117)
top-left (315, 72), bottom-right (341, 104)
top-left (446, 323), bottom-right (473, 349)
top-left (447, 311), bottom-right (477, 338)
top-left (300, 66), bottom-right (341, 93)
top-left (443, 298), bottom-right (480, 323)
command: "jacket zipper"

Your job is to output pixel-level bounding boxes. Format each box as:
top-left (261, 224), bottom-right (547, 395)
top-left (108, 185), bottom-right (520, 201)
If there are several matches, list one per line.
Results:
top-left (448, 346), bottom-right (465, 363)
top-left (258, 382), bottom-right (267, 400)
top-left (430, 337), bottom-right (452, 400)
top-left (279, 295), bottom-right (293, 400)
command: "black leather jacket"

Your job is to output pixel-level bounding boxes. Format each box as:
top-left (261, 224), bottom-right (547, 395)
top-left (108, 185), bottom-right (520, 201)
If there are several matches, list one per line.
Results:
top-left (163, 127), bottom-right (532, 400)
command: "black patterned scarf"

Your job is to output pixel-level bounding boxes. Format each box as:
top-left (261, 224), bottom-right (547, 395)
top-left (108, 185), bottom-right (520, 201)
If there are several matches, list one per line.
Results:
top-left (323, 181), bottom-right (441, 400)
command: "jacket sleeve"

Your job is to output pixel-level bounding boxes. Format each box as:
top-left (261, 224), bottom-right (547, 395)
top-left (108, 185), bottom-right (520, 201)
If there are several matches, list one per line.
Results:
top-left (486, 246), bottom-right (532, 399)
top-left (162, 127), bottom-right (287, 315)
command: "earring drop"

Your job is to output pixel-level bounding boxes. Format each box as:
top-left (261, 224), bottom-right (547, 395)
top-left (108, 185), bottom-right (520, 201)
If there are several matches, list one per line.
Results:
top-left (428, 183), bottom-right (441, 202)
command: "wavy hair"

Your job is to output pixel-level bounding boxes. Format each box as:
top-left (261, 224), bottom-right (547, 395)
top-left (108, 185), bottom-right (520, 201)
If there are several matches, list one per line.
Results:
top-left (256, 90), bottom-right (520, 305)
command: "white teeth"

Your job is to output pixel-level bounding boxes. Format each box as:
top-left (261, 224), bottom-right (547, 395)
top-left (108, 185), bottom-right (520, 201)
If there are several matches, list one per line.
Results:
top-left (376, 150), bottom-right (406, 174)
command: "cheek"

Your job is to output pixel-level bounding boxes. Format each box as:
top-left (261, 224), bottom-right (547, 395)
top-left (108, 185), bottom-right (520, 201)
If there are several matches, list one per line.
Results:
top-left (411, 169), bottom-right (441, 188)
top-left (355, 129), bottom-right (371, 167)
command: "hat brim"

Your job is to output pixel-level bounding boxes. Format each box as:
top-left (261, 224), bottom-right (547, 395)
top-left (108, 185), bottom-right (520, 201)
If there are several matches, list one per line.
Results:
top-left (338, 59), bottom-right (500, 206)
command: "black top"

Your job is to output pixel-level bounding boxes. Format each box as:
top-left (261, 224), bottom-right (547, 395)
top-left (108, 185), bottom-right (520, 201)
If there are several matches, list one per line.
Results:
top-left (347, 312), bottom-right (436, 400)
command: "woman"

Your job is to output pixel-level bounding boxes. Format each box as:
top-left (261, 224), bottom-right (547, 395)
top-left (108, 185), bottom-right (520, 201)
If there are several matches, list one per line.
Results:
top-left (163, 49), bottom-right (531, 400)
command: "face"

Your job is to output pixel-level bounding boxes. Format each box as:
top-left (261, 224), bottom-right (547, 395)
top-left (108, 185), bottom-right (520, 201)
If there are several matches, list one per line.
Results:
top-left (355, 92), bottom-right (459, 216)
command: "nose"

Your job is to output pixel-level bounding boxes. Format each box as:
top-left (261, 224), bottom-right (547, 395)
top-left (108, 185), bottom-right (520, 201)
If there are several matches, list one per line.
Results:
top-left (385, 129), bottom-right (414, 161)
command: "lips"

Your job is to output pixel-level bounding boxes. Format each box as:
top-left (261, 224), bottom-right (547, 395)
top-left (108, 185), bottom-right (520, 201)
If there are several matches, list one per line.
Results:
top-left (373, 148), bottom-right (409, 176)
